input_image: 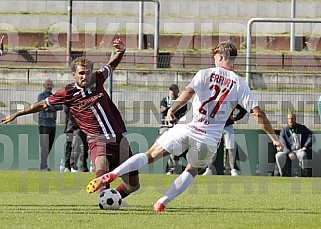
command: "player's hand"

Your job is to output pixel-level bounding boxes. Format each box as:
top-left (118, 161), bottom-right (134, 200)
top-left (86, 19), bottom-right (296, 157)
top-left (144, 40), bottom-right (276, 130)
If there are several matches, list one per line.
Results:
top-left (0, 35), bottom-right (4, 43)
top-left (288, 152), bottom-right (297, 160)
top-left (1, 113), bottom-right (17, 124)
top-left (273, 140), bottom-right (283, 152)
top-left (301, 147), bottom-right (307, 151)
top-left (166, 108), bottom-right (177, 125)
top-left (113, 38), bottom-right (126, 53)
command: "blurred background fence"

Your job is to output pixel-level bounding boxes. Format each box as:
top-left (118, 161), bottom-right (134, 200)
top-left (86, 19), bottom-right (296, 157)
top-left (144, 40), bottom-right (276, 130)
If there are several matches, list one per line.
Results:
top-left (0, 50), bottom-right (321, 130)
top-left (1, 51), bottom-right (321, 72)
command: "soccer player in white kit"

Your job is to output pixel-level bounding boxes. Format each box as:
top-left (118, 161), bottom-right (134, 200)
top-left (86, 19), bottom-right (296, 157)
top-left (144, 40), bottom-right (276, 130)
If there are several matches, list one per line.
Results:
top-left (86, 41), bottom-right (283, 212)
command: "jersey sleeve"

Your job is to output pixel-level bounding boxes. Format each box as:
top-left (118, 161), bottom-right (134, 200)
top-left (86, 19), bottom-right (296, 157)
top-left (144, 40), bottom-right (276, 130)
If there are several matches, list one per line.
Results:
top-left (96, 65), bottom-right (112, 81)
top-left (236, 79), bottom-right (258, 113)
top-left (45, 88), bottom-right (66, 106)
top-left (186, 69), bottom-right (202, 92)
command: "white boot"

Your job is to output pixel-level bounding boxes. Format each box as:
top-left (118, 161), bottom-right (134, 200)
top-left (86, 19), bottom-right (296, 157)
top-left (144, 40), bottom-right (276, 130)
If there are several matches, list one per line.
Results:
top-left (202, 168), bottom-right (212, 176)
top-left (231, 169), bottom-right (238, 176)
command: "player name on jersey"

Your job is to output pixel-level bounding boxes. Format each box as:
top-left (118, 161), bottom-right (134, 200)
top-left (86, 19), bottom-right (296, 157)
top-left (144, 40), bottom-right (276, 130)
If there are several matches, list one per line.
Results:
top-left (210, 73), bottom-right (236, 90)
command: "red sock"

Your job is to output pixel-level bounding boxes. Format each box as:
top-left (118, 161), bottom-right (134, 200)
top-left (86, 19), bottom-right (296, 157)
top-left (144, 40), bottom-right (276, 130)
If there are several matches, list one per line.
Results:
top-left (95, 169), bottom-right (106, 178)
top-left (116, 183), bottom-right (130, 199)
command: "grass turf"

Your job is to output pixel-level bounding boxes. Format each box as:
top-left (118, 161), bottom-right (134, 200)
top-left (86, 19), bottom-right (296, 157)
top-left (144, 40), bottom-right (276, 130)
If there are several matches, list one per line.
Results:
top-left (1, 171), bottom-right (321, 229)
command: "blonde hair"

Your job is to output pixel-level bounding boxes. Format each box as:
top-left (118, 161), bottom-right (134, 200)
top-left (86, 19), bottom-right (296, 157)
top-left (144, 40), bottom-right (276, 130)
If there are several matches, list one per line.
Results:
top-left (211, 41), bottom-right (238, 61)
top-left (71, 57), bottom-right (93, 72)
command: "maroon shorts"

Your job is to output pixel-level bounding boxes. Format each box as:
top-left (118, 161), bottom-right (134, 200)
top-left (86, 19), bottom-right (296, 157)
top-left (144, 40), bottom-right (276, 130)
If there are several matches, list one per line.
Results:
top-left (88, 134), bottom-right (138, 176)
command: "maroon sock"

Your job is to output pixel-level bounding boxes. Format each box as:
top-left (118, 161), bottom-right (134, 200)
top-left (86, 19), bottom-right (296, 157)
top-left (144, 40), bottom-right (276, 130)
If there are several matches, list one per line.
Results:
top-left (116, 183), bottom-right (130, 199)
top-left (96, 169), bottom-right (106, 178)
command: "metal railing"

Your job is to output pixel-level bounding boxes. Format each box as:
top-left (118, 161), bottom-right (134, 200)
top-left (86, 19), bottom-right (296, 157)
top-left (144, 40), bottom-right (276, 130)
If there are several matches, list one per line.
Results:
top-left (1, 51), bottom-right (321, 72)
top-left (246, 18), bottom-right (321, 85)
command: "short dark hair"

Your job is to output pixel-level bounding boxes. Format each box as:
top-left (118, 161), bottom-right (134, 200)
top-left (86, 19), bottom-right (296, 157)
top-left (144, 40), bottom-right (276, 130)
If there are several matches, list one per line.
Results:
top-left (71, 57), bottom-right (93, 72)
top-left (211, 41), bottom-right (238, 61)
top-left (169, 84), bottom-right (179, 91)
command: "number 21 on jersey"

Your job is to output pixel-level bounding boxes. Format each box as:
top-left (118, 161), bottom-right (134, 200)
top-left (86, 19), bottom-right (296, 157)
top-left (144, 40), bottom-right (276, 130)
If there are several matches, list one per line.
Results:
top-left (198, 84), bottom-right (230, 118)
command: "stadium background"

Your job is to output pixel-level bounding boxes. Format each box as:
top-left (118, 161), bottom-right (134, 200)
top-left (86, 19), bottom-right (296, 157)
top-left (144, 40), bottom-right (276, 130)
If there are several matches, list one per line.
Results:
top-left (0, 0), bottom-right (321, 175)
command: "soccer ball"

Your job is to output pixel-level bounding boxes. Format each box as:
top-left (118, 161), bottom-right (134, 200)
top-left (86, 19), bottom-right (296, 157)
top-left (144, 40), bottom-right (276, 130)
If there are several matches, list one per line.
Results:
top-left (98, 189), bottom-right (122, 210)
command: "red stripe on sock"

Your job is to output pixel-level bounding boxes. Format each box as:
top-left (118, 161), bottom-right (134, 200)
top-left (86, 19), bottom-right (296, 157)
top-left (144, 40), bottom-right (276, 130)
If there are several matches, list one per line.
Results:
top-left (116, 183), bottom-right (129, 199)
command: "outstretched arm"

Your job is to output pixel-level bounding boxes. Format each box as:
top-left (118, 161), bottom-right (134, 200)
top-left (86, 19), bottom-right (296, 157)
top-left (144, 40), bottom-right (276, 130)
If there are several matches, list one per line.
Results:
top-left (166, 87), bottom-right (195, 124)
top-left (251, 106), bottom-right (283, 151)
top-left (2, 100), bottom-right (48, 124)
top-left (108, 38), bottom-right (126, 70)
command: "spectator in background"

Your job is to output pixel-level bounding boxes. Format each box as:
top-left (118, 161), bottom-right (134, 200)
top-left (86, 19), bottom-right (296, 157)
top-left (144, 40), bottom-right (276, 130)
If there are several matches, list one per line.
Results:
top-left (203, 104), bottom-right (247, 176)
top-left (0, 35), bottom-right (4, 56)
top-left (159, 84), bottom-right (187, 127)
top-left (63, 105), bottom-right (89, 172)
top-left (63, 105), bottom-right (73, 172)
top-left (72, 124), bottom-right (89, 172)
top-left (159, 84), bottom-right (188, 175)
top-left (38, 79), bottom-right (63, 171)
top-left (275, 112), bottom-right (314, 177)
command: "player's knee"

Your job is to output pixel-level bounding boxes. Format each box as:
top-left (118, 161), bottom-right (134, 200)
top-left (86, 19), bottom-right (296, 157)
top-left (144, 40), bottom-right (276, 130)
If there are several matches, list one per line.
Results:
top-left (145, 153), bottom-right (155, 163)
top-left (185, 164), bottom-right (198, 177)
top-left (146, 142), bottom-right (169, 162)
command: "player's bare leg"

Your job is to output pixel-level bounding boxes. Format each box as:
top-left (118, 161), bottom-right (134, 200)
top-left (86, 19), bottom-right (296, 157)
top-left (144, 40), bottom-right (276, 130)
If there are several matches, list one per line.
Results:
top-left (115, 173), bottom-right (140, 205)
top-left (87, 143), bottom-right (168, 193)
top-left (86, 155), bottom-right (111, 193)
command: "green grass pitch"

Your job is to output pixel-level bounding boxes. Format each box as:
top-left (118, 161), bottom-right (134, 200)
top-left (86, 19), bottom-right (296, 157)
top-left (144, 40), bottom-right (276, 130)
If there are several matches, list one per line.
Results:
top-left (1, 171), bottom-right (321, 229)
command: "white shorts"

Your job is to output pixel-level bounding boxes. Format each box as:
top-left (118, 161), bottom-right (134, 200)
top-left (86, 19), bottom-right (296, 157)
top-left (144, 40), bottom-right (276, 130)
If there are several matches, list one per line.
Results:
top-left (156, 124), bottom-right (217, 168)
top-left (223, 125), bottom-right (235, 150)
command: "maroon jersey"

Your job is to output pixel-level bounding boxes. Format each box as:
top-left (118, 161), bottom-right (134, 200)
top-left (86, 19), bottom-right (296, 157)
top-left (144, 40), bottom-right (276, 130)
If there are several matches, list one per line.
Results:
top-left (45, 65), bottom-right (126, 140)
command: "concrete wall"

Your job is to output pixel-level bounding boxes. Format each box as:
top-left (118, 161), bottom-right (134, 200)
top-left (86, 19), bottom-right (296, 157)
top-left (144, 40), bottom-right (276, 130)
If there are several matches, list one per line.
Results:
top-left (1, 0), bottom-right (321, 34)
top-left (1, 33), bottom-right (319, 52)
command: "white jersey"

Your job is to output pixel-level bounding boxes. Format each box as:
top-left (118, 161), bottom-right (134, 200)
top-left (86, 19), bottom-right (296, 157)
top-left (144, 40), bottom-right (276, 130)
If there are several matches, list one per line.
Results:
top-left (181, 66), bottom-right (258, 145)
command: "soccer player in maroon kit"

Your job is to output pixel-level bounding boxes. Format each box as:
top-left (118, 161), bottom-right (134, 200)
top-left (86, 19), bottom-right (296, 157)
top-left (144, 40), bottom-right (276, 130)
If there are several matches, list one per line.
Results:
top-left (1, 38), bottom-right (140, 202)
